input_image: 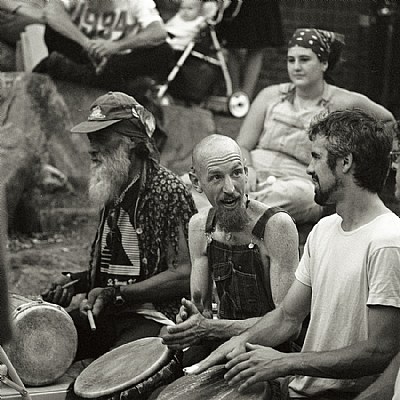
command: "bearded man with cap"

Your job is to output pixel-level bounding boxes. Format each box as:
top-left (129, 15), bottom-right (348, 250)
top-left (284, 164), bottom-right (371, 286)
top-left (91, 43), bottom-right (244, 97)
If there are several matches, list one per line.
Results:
top-left (42, 91), bottom-right (197, 361)
top-left (235, 28), bottom-right (395, 224)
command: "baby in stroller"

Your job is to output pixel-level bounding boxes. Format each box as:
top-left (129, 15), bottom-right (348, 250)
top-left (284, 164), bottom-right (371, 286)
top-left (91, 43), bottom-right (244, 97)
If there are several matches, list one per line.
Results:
top-left (160, 0), bottom-right (249, 118)
top-left (166, 0), bottom-right (211, 51)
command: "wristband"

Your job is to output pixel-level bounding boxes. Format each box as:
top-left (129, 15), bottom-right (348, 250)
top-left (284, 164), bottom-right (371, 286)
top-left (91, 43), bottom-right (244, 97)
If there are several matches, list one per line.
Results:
top-left (114, 285), bottom-right (125, 306)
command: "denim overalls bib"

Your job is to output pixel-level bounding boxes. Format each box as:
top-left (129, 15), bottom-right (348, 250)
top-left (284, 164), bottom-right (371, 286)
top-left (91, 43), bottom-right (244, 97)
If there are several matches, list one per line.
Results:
top-left (206, 206), bottom-right (286, 320)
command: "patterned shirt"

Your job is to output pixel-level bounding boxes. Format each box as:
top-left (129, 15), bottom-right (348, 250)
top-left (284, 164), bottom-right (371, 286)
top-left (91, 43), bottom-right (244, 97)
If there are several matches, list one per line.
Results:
top-left (73, 162), bottom-right (197, 322)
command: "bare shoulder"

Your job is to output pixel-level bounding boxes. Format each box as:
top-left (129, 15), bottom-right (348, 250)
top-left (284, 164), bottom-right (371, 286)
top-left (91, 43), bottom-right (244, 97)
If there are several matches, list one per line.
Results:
top-left (330, 86), bottom-right (394, 121)
top-left (264, 211), bottom-right (297, 238)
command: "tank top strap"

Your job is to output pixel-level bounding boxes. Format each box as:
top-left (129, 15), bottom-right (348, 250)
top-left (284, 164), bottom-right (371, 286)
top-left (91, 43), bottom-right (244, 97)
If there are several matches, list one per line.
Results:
top-left (205, 207), bottom-right (217, 234)
top-left (252, 207), bottom-right (289, 240)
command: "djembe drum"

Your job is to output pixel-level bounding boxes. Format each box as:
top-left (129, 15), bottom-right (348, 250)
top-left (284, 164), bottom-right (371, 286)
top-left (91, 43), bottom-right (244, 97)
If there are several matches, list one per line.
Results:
top-left (74, 337), bottom-right (183, 400)
top-left (3, 293), bottom-right (78, 386)
top-left (156, 364), bottom-right (270, 400)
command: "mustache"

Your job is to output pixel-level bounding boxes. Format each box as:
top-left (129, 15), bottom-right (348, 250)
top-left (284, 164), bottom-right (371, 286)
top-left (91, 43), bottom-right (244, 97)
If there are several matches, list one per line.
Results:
top-left (221, 194), bottom-right (240, 201)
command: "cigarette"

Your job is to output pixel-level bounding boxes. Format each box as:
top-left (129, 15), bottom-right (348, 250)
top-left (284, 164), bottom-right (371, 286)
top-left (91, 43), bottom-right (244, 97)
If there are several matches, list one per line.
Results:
top-left (61, 279), bottom-right (80, 289)
top-left (87, 310), bottom-right (96, 331)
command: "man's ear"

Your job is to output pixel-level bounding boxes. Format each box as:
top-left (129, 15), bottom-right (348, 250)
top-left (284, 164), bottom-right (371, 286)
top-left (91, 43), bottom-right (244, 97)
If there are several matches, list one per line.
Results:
top-left (189, 170), bottom-right (203, 193)
top-left (342, 153), bottom-right (353, 173)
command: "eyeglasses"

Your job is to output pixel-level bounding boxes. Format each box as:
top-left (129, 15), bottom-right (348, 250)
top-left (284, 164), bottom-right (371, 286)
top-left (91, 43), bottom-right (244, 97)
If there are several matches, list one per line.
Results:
top-left (390, 150), bottom-right (400, 167)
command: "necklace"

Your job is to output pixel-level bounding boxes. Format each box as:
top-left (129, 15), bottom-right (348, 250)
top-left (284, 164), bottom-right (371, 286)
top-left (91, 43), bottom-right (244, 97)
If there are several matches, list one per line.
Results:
top-left (114, 172), bottom-right (141, 207)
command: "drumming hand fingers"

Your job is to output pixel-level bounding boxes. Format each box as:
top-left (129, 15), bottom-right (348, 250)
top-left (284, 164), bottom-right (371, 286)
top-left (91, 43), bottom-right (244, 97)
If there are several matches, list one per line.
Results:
top-left (51, 285), bottom-right (65, 305)
top-left (59, 289), bottom-right (73, 308)
top-left (165, 319), bottom-right (194, 335)
top-left (187, 350), bottom-right (226, 375)
top-left (92, 298), bottom-right (105, 317)
top-left (225, 352), bottom-right (250, 370)
top-left (162, 335), bottom-right (199, 348)
top-left (176, 310), bottom-right (187, 324)
top-left (237, 373), bottom-right (263, 393)
top-left (79, 299), bottom-right (89, 316)
top-left (224, 360), bottom-right (253, 385)
top-left (43, 290), bottom-right (56, 304)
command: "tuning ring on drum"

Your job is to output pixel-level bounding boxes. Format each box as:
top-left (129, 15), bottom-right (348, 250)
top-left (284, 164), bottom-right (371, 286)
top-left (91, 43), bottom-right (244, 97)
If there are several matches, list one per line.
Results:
top-left (228, 91), bottom-right (250, 119)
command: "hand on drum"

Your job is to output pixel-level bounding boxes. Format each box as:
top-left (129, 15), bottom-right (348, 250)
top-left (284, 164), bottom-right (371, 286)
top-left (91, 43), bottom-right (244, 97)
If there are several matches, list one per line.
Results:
top-left (162, 297), bottom-right (208, 350)
top-left (184, 334), bottom-right (247, 375)
top-left (41, 274), bottom-right (74, 307)
top-left (224, 344), bottom-right (287, 392)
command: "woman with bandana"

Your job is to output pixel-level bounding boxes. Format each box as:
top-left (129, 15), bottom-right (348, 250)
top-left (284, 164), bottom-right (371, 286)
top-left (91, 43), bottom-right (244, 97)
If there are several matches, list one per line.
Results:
top-left (238, 28), bottom-right (395, 225)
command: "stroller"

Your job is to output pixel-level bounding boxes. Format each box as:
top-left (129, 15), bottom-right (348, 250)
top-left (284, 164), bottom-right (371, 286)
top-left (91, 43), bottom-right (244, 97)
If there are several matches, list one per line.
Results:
top-left (156, 1), bottom-right (250, 118)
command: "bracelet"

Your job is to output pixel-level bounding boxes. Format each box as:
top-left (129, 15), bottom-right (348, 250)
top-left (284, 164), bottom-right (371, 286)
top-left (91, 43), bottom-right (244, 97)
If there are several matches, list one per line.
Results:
top-left (12, 5), bottom-right (22, 14)
top-left (113, 285), bottom-right (125, 306)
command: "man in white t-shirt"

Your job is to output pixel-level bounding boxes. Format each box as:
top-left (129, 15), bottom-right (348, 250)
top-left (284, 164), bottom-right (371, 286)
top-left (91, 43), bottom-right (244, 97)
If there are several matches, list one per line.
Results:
top-left (183, 109), bottom-right (400, 399)
top-left (353, 135), bottom-right (400, 400)
top-left (34, 0), bottom-right (173, 87)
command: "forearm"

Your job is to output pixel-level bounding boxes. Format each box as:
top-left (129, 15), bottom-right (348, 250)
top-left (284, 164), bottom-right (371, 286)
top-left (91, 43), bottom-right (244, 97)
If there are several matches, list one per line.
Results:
top-left (285, 341), bottom-right (397, 379)
top-left (44, 3), bottom-right (90, 49)
top-left (355, 352), bottom-right (400, 400)
top-left (113, 22), bottom-right (167, 52)
top-left (202, 317), bottom-right (260, 341)
top-left (1, 1), bottom-right (45, 22)
top-left (244, 307), bottom-right (302, 348)
top-left (120, 267), bottom-right (190, 304)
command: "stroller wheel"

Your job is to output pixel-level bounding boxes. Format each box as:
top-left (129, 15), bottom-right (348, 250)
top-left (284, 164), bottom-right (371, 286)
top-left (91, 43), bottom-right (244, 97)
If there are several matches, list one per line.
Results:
top-left (228, 91), bottom-right (250, 118)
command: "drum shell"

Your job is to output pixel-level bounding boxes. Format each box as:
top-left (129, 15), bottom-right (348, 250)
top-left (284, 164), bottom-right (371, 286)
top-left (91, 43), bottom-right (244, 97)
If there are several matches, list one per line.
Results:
top-left (156, 365), bottom-right (269, 400)
top-left (3, 294), bottom-right (78, 386)
top-left (74, 337), bottom-right (182, 399)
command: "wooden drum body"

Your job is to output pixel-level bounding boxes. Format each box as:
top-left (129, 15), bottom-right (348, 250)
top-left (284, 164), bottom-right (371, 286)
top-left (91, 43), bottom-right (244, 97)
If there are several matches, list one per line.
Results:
top-left (74, 337), bottom-right (182, 400)
top-left (3, 294), bottom-right (78, 386)
top-left (157, 365), bottom-right (269, 400)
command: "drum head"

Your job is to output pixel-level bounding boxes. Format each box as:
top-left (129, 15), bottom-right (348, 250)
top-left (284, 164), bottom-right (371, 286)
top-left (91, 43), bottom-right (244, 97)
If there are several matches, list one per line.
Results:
top-left (74, 337), bottom-right (171, 398)
top-left (4, 300), bottom-right (78, 386)
top-left (157, 365), bottom-right (264, 400)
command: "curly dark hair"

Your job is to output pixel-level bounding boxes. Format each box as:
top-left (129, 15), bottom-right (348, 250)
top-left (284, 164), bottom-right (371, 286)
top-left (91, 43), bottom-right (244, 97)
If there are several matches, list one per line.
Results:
top-left (308, 109), bottom-right (393, 193)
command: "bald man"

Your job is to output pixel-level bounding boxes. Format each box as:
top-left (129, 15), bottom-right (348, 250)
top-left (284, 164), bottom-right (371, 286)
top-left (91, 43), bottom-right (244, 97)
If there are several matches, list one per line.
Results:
top-left (162, 134), bottom-right (299, 361)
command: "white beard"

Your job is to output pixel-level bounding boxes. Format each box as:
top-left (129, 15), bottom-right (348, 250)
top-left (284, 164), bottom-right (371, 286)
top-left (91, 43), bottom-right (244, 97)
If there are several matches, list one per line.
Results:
top-left (88, 144), bottom-right (131, 209)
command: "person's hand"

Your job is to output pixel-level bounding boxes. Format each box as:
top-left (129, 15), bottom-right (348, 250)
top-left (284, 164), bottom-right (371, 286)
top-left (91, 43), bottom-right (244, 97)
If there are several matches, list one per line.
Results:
top-left (80, 287), bottom-right (115, 318)
top-left (246, 166), bottom-right (257, 192)
top-left (86, 39), bottom-right (120, 58)
top-left (224, 344), bottom-right (287, 392)
top-left (41, 274), bottom-right (74, 307)
top-left (184, 334), bottom-right (247, 375)
top-left (162, 297), bottom-right (208, 350)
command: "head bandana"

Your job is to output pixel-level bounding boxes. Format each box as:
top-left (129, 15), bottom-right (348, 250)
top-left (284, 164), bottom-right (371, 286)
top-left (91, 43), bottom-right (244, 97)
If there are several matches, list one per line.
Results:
top-left (112, 119), bottom-right (160, 166)
top-left (288, 28), bottom-right (345, 62)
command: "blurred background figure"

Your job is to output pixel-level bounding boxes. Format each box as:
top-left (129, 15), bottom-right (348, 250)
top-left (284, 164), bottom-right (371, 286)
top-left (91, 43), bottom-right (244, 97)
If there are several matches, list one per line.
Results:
top-left (217, 0), bottom-right (285, 100)
top-left (166, 0), bottom-right (208, 52)
top-left (34, 0), bottom-right (172, 89)
top-left (0, 0), bottom-right (45, 46)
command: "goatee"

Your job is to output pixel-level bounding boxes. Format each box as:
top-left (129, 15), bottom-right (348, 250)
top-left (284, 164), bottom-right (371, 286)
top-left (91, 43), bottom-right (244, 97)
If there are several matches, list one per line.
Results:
top-left (216, 203), bottom-right (250, 232)
top-left (88, 144), bottom-right (130, 209)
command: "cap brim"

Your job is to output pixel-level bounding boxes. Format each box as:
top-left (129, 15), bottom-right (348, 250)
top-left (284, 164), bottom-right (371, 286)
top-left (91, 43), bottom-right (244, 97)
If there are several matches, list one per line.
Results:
top-left (70, 119), bottom-right (121, 133)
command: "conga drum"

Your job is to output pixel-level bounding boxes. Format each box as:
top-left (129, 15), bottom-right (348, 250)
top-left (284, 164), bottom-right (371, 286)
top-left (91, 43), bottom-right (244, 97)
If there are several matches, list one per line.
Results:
top-left (3, 293), bottom-right (78, 386)
top-left (74, 337), bottom-right (183, 399)
top-left (156, 365), bottom-right (270, 400)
